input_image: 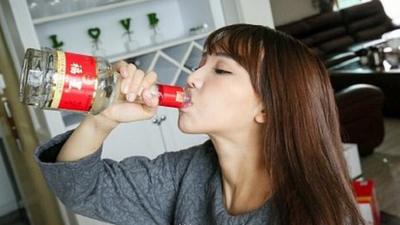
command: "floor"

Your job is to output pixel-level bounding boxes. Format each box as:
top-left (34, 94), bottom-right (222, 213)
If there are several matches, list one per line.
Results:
top-left (361, 118), bottom-right (400, 221)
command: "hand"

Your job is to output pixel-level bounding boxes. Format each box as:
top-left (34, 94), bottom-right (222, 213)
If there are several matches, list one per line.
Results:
top-left (93, 61), bottom-right (159, 129)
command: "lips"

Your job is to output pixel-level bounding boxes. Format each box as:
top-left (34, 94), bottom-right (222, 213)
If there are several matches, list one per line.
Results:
top-left (181, 88), bottom-right (193, 108)
top-left (180, 92), bottom-right (193, 112)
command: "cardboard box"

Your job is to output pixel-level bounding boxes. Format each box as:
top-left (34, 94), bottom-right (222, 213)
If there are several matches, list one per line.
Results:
top-left (343, 143), bottom-right (362, 179)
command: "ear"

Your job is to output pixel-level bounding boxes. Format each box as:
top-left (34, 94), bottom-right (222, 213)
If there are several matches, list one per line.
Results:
top-left (255, 108), bottom-right (267, 124)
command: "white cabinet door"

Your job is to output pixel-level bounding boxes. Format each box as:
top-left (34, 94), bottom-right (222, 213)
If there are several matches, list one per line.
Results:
top-left (158, 107), bottom-right (209, 152)
top-left (102, 119), bottom-right (166, 161)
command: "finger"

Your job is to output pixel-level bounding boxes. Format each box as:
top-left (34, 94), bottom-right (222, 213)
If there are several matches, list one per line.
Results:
top-left (140, 71), bottom-right (158, 107)
top-left (121, 64), bottom-right (138, 95)
top-left (141, 71), bottom-right (158, 90)
top-left (120, 70), bottom-right (133, 95)
top-left (126, 69), bottom-right (145, 102)
top-left (127, 65), bottom-right (144, 93)
top-left (142, 88), bottom-right (159, 108)
top-left (112, 61), bottom-right (128, 77)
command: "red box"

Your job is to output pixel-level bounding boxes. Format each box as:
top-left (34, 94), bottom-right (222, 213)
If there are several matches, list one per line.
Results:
top-left (353, 179), bottom-right (380, 225)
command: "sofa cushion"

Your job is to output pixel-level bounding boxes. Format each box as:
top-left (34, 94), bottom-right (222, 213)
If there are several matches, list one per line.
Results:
top-left (319, 35), bottom-right (355, 53)
top-left (304, 11), bottom-right (343, 32)
top-left (347, 14), bottom-right (390, 34)
top-left (301, 26), bottom-right (347, 46)
top-left (277, 21), bottom-right (310, 38)
top-left (354, 22), bottom-right (392, 41)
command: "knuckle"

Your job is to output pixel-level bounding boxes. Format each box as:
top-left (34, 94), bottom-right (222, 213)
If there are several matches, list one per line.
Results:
top-left (115, 60), bottom-right (126, 66)
top-left (127, 63), bottom-right (137, 71)
top-left (148, 71), bottom-right (157, 80)
top-left (144, 72), bottom-right (157, 85)
top-left (136, 69), bottom-right (145, 78)
top-left (132, 75), bottom-right (144, 86)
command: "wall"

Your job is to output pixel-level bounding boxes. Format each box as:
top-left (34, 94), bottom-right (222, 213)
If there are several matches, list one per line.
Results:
top-left (237, 0), bottom-right (275, 27)
top-left (270, 0), bottom-right (319, 26)
top-left (221, 0), bottom-right (275, 27)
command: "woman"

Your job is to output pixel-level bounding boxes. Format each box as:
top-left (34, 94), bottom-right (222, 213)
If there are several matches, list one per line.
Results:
top-left (35, 24), bottom-right (364, 225)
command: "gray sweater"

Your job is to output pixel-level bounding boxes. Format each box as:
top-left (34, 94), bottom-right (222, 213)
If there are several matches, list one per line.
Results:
top-left (34, 130), bottom-right (272, 225)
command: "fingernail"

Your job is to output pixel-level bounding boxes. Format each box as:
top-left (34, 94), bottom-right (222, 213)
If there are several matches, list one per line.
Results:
top-left (126, 93), bottom-right (136, 102)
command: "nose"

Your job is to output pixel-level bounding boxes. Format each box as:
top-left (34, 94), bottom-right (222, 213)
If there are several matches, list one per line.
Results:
top-left (186, 69), bottom-right (204, 89)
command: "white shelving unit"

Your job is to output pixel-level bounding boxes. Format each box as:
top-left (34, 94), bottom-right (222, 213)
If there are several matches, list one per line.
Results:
top-left (2, 0), bottom-right (225, 137)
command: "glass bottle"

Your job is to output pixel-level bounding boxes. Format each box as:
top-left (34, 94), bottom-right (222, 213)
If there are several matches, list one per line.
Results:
top-left (19, 48), bottom-right (191, 115)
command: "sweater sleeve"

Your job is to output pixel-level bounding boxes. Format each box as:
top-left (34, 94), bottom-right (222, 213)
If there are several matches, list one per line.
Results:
top-left (34, 130), bottom-right (194, 225)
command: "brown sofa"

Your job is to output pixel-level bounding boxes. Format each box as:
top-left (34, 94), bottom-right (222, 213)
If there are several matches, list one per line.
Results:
top-left (275, 1), bottom-right (388, 156)
top-left (276, 0), bottom-right (399, 58)
top-left (336, 84), bottom-right (385, 156)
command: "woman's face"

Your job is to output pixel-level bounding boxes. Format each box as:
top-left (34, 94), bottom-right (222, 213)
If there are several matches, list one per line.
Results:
top-left (178, 53), bottom-right (263, 136)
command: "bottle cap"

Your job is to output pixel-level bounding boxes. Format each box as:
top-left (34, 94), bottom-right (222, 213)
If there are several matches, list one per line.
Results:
top-left (158, 85), bottom-right (185, 108)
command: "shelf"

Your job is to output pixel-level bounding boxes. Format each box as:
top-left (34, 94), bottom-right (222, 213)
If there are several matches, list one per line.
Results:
top-left (163, 43), bottom-right (191, 63)
top-left (126, 52), bottom-right (157, 72)
top-left (32, 0), bottom-right (154, 25)
top-left (107, 32), bottom-right (209, 63)
top-left (175, 70), bottom-right (189, 87)
top-left (184, 45), bottom-right (203, 71)
top-left (153, 56), bottom-right (179, 84)
top-left (195, 37), bottom-right (207, 47)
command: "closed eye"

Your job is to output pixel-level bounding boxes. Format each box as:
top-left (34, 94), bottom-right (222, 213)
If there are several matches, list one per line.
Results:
top-left (214, 68), bottom-right (232, 75)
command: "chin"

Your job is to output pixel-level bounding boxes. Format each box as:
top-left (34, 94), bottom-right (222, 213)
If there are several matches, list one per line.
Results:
top-left (178, 121), bottom-right (200, 134)
top-left (178, 115), bottom-right (204, 134)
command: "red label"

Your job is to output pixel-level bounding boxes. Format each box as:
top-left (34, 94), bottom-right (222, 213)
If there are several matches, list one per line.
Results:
top-left (57, 52), bottom-right (97, 111)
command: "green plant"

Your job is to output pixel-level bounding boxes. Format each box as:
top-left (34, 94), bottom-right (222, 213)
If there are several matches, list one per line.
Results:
top-left (49, 34), bottom-right (64, 49)
top-left (147, 13), bottom-right (159, 28)
top-left (120, 18), bottom-right (131, 32)
top-left (87, 27), bottom-right (101, 41)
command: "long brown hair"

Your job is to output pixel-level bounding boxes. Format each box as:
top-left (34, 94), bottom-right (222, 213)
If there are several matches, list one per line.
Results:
top-left (204, 24), bottom-right (364, 225)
